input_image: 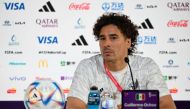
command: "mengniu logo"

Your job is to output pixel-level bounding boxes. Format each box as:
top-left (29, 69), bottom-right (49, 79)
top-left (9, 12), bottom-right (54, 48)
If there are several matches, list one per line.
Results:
top-left (39, 1), bottom-right (55, 12)
top-left (102, 2), bottom-right (124, 12)
top-left (138, 18), bottom-right (154, 29)
top-left (7, 88), bottom-right (16, 94)
top-left (37, 36), bottom-right (58, 44)
top-left (4, 2), bottom-right (25, 10)
top-left (72, 35), bottom-right (88, 46)
top-left (137, 36), bottom-right (157, 44)
top-left (38, 60), bottom-right (48, 68)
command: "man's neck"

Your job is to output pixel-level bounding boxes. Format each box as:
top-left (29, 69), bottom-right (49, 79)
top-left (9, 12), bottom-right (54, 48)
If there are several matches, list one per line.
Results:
top-left (104, 60), bottom-right (127, 72)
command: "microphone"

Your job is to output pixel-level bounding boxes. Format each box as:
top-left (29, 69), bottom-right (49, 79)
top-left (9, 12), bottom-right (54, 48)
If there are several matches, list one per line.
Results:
top-left (124, 57), bottom-right (136, 90)
top-left (87, 86), bottom-right (100, 109)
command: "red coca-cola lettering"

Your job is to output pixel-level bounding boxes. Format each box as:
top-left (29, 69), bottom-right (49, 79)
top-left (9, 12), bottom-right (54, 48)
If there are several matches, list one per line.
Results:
top-left (69, 3), bottom-right (90, 10)
top-left (167, 20), bottom-right (188, 27)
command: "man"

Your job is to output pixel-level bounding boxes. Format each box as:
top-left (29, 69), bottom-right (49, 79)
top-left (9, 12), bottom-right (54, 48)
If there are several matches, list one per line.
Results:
top-left (66, 13), bottom-right (176, 109)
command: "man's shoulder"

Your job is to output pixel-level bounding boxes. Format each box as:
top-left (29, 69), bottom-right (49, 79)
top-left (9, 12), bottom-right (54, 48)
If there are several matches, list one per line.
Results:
top-left (79, 54), bottom-right (103, 65)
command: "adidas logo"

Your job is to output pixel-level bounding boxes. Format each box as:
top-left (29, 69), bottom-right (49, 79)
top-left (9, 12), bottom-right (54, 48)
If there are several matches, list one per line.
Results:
top-left (39, 1), bottom-right (55, 12)
top-left (72, 35), bottom-right (88, 46)
top-left (138, 18), bottom-right (154, 29)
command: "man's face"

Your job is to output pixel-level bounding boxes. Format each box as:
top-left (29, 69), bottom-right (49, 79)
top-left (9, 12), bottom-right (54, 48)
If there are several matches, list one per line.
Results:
top-left (99, 24), bottom-right (131, 62)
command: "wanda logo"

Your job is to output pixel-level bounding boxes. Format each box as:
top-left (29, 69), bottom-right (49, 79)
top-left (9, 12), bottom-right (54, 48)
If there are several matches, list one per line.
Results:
top-left (167, 20), bottom-right (188, 27)
top-left (69, 3), bottom-right (90, 10)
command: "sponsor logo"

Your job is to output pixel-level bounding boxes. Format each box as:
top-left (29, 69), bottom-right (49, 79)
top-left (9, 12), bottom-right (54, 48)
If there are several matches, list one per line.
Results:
top-left (61, 76), bottom-right (73, 80)
top-left (135, 4), bottom-right (157, 9)
top-left (37, 36), bottom-right (58, 44)
top-left (102, 2), bottom-right (124, 12)
top-left (167, 2), bottom-right (189, 11)
top-left (7, 88), bottom-right (16, 94)
top-left (163, 59), bottom-right (179, 68)
top-left (36, 18), bottom-right (58, 28)
top-left (38, 60), bottom-right (48, 68)
top-left (138, 18), bottom-right (154, 29)
top-left (60, 61), bottom-right (75, 66)
top-left (4, 2), bottom-right (25, 10)
top-left (8, 34), bottom-right (19, 46)
top-left (69, 2), bottom-right (90, 10)
top-left (163, 75), bottom-right (177, 81)
top-left (9, 76), bottom-right (26, 81)
top-left (38, 51), bottom-right (66, 55)
top-left (167, 37), bottom-right (176, 43)
top-left (63, 88), bottom-right (70, 94)
top-left (185, 89), bottom-right (190, 92)
top-left (9, 61), bottom-right (26, 66)
top-left (39, 1), bottom-right (55, 12)
top-left (134, 51), bottom-right (144, 55)
top-left (2, 20), bottom-right (12, 26)
top-left (5, 51), bottom-right (23, 54)
top-left (167, 20), bottom-right (188, 27)
top-left (82, 50), bottom-right (100, 54)
top-left (137, 36), bottom-right (157, 44)
top-left (74, 18), bottom-right (85, 29)
top-left (159, 51), bottom-right (177, 54)
top-left (72, 35), bottom-right (88, 46)
top-left (35, 76), bottom-right (51, 80)
top-left (179, 38), bottom-right (190, 42)
top-left (169, 88), bottom-right (178, 93)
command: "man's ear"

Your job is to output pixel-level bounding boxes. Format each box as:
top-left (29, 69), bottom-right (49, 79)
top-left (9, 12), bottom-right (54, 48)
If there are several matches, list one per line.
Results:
top-left (126, 38), bottom-right (131, 48)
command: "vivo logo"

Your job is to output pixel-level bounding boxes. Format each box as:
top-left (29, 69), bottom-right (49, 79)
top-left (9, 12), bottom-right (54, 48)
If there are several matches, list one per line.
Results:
top-left (37, 36), bottom-right (58, 44)
top-left (4, 2), bottom-right (25, 10)
top-left (9, 76), bottom-right (26, 81)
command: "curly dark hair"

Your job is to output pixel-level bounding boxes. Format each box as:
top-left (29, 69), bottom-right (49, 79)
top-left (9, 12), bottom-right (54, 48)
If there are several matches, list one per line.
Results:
top-left (93, 12), bottom-right (139, 55)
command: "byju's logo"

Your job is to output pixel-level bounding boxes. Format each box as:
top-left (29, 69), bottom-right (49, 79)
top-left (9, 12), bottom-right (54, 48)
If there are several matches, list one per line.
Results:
top-left (39, 1), bottom-right (55, 12)
top-left (37, 36), bottom-right (58, 44)
top-left (9, 76), bottom-right (26, 81)
top-left (102, 2), bottom-right (124, 12)
top-left (4, 2), bottom-right (25, 10)
top-left (138, 18), bottom-right (154, 29)
top-left (137, 36), bottom-right (157, 44)
top-left (72, 35), bottom-right (88, 46)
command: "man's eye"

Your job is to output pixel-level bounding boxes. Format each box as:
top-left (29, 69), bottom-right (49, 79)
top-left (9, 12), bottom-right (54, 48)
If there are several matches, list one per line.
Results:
top-left (99, 37), bottom-right (105, 40)
top-left (111, 36), bottom-right (117, 40)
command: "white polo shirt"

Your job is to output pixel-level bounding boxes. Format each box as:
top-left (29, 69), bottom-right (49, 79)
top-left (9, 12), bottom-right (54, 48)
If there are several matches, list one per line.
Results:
top-left (67, 54), bottom-right (169, 105)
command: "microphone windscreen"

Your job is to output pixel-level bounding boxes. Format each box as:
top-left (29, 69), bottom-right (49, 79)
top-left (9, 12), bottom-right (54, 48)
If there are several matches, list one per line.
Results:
top-left (124, 57), bottom-right (129, 63)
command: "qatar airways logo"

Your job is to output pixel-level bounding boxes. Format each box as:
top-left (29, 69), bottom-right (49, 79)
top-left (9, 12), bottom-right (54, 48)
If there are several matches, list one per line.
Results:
top-left (69, 2), bottom-right (90, 10)
top-left (36, 18), bottom-right (58, 28)
top-left (167, 20), bottom-right (188, 27)
top-left (167, 2), bottom-right (189, 11)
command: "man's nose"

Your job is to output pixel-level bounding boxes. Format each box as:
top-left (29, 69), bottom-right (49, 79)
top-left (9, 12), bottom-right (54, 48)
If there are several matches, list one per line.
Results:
top-left (103, 38), bottom-right (111, 47)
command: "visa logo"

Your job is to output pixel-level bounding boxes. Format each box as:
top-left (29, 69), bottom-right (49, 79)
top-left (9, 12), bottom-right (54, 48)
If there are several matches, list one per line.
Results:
top-left (4, 2), bottom-right (25, 10)
top-left (38, 36), bottom-right (58, 44)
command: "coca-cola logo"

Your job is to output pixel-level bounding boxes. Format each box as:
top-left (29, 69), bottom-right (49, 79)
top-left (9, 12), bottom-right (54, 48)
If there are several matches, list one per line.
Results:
top-left (167, 20), bottom-right (188, 27)
top-left (167, 2), bottom-right (189, 11)
top-left (69, 3), bottom-right (90, 10)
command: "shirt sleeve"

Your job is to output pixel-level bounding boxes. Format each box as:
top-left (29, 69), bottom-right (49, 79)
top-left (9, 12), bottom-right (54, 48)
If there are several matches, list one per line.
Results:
top-left (146, 57), bottom-right (170, 97)
top-left (67, 59), bottom-right (91, 104)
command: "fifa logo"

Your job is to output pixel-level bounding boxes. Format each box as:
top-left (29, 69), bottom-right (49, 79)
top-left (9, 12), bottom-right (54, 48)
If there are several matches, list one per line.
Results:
top-left (38, 60), bottom-right (48, 68)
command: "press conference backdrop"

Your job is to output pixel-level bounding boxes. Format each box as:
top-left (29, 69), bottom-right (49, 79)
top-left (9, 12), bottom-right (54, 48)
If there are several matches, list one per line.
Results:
top-left (0, 0), bottom-right (190, 102)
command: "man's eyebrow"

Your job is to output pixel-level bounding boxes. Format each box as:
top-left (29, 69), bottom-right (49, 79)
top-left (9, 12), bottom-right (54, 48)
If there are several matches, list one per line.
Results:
top-left (108, 33), bottom-right (118, 36)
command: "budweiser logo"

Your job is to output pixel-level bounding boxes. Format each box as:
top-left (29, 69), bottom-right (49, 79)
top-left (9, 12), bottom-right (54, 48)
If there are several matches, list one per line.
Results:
top-left (167, 20), bottom-right (188, 27)
top-left (69, 3), bottom-right (90, 10)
